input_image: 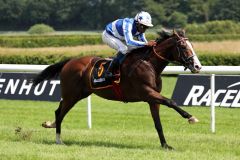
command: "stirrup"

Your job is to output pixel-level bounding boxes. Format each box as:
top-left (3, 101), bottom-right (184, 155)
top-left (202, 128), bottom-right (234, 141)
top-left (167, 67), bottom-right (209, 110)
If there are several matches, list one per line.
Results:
top-left (105, 72), bottom-right (113, 79)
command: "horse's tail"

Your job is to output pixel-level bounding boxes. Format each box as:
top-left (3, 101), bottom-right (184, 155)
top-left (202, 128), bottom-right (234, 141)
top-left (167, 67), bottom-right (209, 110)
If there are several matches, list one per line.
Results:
top-left (33, 59), bottom-right (70, 86)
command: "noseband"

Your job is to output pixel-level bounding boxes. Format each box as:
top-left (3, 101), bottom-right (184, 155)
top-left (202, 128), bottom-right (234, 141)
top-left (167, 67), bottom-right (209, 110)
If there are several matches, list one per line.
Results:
top-left (152, 37), bottom-right (195, 68)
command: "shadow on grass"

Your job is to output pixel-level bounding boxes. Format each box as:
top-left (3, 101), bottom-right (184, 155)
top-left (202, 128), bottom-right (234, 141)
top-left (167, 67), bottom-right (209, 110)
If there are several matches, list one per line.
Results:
top-left (67, 140), bottom-right (146, 149)
top-left (41, 139), bottom-right (158, 150)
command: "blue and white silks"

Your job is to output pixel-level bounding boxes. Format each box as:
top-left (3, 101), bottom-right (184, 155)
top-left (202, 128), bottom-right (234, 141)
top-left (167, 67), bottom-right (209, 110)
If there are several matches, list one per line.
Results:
top-left (105, 18), bottom-right (147, 47)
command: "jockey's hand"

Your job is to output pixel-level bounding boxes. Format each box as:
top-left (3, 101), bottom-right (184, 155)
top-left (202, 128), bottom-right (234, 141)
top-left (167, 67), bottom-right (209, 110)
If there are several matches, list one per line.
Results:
top-left (146, 40), bottom-right (157, 47)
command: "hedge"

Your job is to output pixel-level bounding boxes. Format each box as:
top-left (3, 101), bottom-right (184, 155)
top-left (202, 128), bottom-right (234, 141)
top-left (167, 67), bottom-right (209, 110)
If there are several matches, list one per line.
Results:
top-left (198, 53), bottom-right (240, 66)
top-left (0, 53), bottom-right (239, 66)
top-left (0, 35), bottom-right (103, 48)
top-left (1, 33), bottom-right (240, 48)
top-left (185, 20), bottom-right (240, 35)
top-left (188, 34), bottom-right (240, 42)
top-left (0, 54), bottom-right (71, 64)
top-left (28, 24), bottom-right (55, 35)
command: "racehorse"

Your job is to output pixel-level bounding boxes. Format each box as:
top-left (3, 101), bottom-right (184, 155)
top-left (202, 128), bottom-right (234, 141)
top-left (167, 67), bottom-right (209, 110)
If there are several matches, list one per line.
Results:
top-left (33, 30), bottom-right (202, 150)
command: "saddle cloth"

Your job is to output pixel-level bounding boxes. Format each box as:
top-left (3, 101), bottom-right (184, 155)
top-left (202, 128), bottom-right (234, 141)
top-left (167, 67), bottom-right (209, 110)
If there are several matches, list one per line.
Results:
top-left (90, 58), bottom-right (120, 89)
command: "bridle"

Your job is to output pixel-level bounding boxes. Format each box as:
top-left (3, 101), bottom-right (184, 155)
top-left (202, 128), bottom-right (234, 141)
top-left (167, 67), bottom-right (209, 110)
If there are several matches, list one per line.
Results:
top-left (152, 36), bottom-right (195, 69)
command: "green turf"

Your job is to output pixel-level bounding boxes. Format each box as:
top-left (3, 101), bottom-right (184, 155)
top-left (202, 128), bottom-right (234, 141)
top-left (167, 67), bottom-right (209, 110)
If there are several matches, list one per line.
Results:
top-left (0, 76), bottom-right (239, 160)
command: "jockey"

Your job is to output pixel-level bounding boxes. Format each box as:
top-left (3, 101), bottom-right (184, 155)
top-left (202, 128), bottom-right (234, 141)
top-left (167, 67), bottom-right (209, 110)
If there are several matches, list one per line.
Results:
top-left (102, 11), bottom-right (156, 79)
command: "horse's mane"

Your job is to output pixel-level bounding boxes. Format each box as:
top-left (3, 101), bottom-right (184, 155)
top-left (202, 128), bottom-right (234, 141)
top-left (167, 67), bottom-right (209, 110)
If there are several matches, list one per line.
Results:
top-left (156, 28), bottom-right (186, 43)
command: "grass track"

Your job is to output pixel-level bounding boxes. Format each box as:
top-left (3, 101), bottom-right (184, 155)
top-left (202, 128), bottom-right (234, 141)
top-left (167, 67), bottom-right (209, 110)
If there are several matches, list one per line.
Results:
top-left (0, 76), bottom-right (239, 160)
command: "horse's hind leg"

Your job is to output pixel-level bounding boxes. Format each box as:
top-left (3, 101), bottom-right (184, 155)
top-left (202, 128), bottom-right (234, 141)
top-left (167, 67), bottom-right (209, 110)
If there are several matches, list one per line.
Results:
top-left (42, 101), bottom-right (63, 129)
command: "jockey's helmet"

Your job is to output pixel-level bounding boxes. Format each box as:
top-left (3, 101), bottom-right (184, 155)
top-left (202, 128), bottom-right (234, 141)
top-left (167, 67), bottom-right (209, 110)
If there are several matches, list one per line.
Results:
top-left (134, 11), bottom-right (153, 27)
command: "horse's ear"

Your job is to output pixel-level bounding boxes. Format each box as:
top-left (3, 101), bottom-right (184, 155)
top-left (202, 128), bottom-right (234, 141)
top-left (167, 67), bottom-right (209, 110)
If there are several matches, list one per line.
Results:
top-left (182, 29), bottom-right (186, 35)
top-left (158, 28), bottom-right (172, 37)
top-left (178, 29), bottom-right (186, 37)
top-left (157, 28), bottom-right (173, 42)
top-left (173, 29), bottom-right (176, 35)
top-left (173, 28), bottom-right (185, 38)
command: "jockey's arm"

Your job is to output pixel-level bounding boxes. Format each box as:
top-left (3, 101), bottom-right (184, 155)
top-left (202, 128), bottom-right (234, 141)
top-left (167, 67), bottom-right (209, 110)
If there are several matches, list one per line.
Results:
top-left (138, 33), bottom-right (156, 47)
top-left (122, 19), bottom-right (146, 47)
top-left (138, 33), bottom-right (148, 43)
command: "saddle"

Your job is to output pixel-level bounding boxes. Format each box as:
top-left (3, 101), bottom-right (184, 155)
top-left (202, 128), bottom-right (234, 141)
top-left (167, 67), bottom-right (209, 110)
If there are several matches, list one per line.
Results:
top-left (90, 58), bottom-right (120, 89)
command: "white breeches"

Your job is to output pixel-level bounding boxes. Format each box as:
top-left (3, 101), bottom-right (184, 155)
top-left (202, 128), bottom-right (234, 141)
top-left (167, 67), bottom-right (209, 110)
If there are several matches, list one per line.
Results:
top-left (102, 31), bottom-right (139, 54)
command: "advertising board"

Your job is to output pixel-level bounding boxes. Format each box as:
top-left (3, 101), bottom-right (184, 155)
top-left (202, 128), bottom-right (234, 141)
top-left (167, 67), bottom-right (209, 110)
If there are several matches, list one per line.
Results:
top-left (0, 73), bottom-right (61, 101)
top-left (172, 75), bottom-right (240, 107)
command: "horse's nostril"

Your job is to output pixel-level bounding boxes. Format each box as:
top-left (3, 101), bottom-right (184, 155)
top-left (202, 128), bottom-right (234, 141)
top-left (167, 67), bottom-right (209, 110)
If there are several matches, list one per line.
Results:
top-left (195, 65), bottom-right (201, 70)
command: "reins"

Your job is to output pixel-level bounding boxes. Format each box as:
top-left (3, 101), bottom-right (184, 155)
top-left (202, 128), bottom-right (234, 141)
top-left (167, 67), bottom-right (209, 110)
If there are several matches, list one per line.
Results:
top-left (152, 46), bottom-right (169, 62)
top-left (152, 46), bottom-right (180, 65)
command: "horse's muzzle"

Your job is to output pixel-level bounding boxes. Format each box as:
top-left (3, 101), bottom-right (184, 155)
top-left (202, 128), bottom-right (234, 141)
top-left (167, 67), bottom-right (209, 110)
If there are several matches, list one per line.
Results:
top-left (190, 64), bottom-right (201, 73)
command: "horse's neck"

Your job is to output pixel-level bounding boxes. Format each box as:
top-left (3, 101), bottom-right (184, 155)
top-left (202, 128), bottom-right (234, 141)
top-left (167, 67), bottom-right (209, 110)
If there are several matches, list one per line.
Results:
top-left (156, 37), bottom-right (175, 55)
top-left (126, 47), bottom-right (150, 61)
top-left (149, 55), bottom-right (169, 75)
top-left (125, 47), bottom-right (169, 76)
top-left (149, 38), bottom-right (176, 75)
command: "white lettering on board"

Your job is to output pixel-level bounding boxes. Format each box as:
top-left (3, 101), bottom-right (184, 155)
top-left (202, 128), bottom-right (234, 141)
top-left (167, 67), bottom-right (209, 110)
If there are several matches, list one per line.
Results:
top-left (231, 90), bottom-right (240, 107)
top-left (19, 80), bottom-right (33, 95)
top-left (49, 80), bottom-right (60, 96)
top-left (34, 81), bottom-right (47, 96)
top-left (4, 79), bottom-right (20, 94)
top-left (0, 78), bottom-right (6, 93)
top-left (183, 85), bottom-right (240, 107)
top-left (221, 90), bottom-right (238, 107)
top-left (183, 85), bottom-right (204, 105)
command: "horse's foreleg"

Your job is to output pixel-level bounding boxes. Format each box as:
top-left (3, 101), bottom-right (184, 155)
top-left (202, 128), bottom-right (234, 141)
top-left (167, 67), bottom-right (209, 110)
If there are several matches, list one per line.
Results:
top-left (149, 103), bottom-right (174, 150)
top-left (146, 88), bottom-right (198, 123)
top-left (159, 95), bottom-right (199, 123)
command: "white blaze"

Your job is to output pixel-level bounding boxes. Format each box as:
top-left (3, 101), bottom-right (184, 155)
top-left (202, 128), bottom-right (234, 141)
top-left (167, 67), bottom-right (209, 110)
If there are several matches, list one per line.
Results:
top-left (186, 40), bottom-right (202, 69)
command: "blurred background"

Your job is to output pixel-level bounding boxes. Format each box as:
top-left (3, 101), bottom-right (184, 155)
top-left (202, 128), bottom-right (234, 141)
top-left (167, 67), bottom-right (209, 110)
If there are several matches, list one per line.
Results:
top-left (0, 0), bottom-right (239, 66)
top-left (0, 0), bottom-right (239, 31)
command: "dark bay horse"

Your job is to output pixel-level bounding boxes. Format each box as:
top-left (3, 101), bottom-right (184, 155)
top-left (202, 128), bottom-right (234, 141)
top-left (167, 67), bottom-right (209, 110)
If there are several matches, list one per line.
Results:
top-left (33, 30), bottom-right (202, 150)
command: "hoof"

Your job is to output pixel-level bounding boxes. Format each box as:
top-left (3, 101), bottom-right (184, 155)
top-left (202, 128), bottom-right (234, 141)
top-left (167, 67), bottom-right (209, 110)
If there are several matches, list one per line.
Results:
top-left (56, 133), bottom-right (65, 145)
top-left (188, 116), bottom-right (199, 124)
top-left (42, 121), bottom-right (56, 128)
top-left (162, 144), bottom-right (174, 150)
top-left (56, 140), bottom-right (65, 145)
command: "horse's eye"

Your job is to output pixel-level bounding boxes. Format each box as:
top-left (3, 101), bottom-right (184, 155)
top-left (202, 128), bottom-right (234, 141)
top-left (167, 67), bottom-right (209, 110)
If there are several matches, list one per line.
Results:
top-left (181, 45), bottom-right (187, 50)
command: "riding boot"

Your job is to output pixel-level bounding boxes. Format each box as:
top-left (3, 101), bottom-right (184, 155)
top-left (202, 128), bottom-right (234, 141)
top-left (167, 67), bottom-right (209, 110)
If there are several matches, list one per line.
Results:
top-left (105, 52), bottom-right (125, 79)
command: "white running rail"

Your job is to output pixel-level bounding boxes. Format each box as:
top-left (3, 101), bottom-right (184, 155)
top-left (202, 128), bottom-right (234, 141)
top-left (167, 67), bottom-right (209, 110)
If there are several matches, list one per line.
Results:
top-left (1, 64), bottom-right (240, 74)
